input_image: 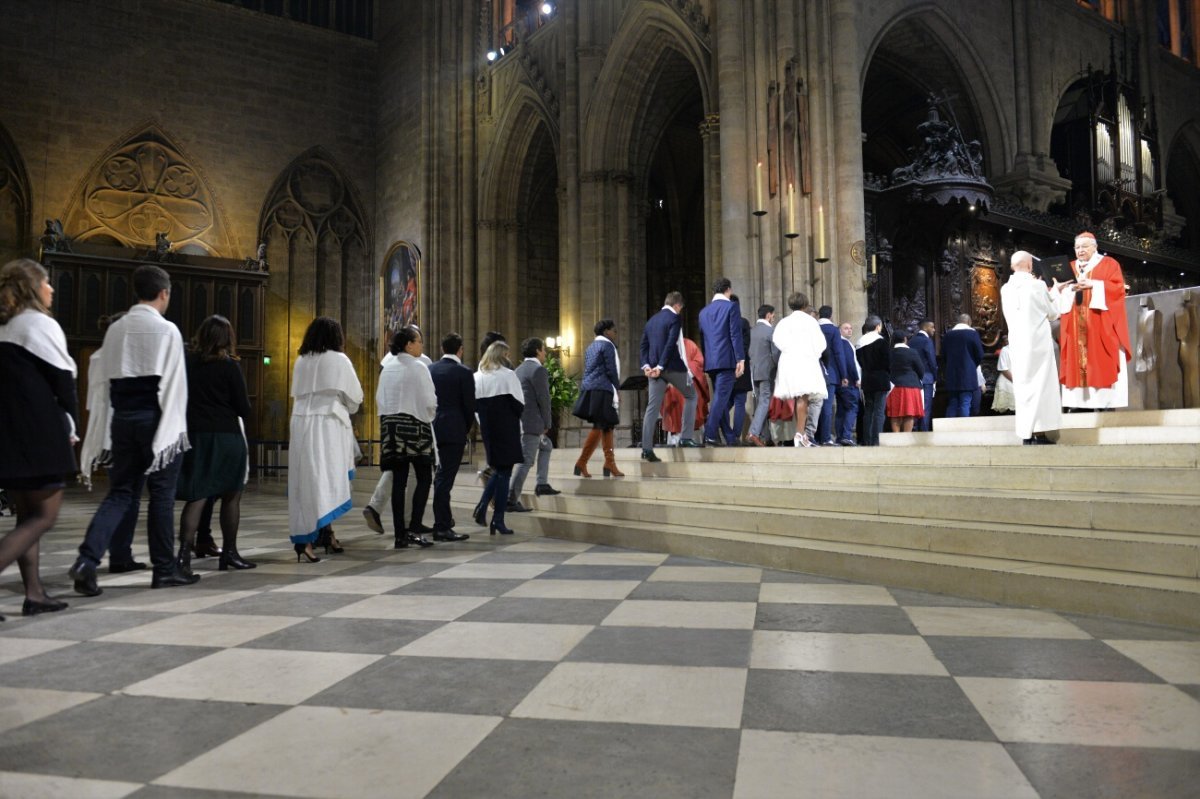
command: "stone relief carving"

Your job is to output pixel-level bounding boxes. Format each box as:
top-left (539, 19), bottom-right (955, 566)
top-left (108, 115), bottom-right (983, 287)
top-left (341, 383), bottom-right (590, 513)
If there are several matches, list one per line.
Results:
top-left (0, 124), bottom-right (31, 258)
top-left (971, 265), bottom-right (1002, 348)
top-left (62, 124), bottom-right (231, 255)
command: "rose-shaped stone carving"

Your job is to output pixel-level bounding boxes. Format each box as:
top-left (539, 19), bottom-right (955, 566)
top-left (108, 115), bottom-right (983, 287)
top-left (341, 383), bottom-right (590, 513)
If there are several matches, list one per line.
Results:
top-left (162, 165), bottom-right (198, 198)
top-left (102, 157), bottom-right (140, 190)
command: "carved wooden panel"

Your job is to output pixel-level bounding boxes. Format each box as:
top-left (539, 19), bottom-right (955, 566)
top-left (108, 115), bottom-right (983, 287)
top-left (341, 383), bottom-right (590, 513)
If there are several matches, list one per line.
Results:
top-left (62, 124), bottom-right (232, 256)
top-left (971, 264), bottom-right (1003, 349)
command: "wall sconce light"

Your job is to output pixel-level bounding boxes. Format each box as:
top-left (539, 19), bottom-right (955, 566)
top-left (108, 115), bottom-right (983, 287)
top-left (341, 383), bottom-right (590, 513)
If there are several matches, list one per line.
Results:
top-left (546, 333), bottom-right (572, 357)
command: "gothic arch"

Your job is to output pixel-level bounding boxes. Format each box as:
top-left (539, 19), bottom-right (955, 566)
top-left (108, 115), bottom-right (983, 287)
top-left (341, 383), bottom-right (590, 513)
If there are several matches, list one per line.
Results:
top-left (479, 88), bottom-right (558, 223)
top-left (862, 5), bottom-right (1011, 176)
top-left (0, 121), bottom-right (31, 261)
top-left (61, 122), bottom-right (233, 256)
top-left (1165, 121), bottom-right (1200, 249)
top-left (258, 147), bottom-right (373, 420)
top-left (582, 1), bottom-right (713, 175)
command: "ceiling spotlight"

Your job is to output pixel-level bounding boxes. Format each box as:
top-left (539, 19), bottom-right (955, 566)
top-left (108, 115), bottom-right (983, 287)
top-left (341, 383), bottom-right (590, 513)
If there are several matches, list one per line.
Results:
top-left (541, 2), bottom-right (554, 14)
top-left (486, 50), bottom-right (497, 62)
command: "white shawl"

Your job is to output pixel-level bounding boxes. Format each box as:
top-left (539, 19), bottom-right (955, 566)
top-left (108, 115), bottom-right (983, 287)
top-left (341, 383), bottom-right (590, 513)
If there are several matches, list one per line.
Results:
top-left (0, 307), bottom-right (78, 441)
top-left (90, 303), bottom-right (190, 473)
top-left (79, 349), bottom-right (110, 487)
top-left (291, 350), bottom-right (364, 422)
top-left (377, 352), bottom-right (437, 421)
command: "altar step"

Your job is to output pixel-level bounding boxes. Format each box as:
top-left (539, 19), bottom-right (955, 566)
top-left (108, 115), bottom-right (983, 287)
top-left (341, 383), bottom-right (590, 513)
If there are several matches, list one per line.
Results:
top-left (883, 407), bottom-right (1200, 446)
top-left (342, 441), bottom-right (1200, 629)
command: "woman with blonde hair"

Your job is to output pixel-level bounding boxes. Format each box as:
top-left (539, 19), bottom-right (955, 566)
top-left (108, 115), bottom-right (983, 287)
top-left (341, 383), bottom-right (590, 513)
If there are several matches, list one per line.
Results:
top-left (0, 259), bottom-right (77, 617)
top-left (473, 340), bottom-right (524, 535)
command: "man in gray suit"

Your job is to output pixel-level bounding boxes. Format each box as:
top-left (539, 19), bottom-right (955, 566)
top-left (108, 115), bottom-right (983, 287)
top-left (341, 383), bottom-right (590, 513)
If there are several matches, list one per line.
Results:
top-left (508, 337), bottom-right (560, 511)
top-left (747, 304), bottom-right (778, 446)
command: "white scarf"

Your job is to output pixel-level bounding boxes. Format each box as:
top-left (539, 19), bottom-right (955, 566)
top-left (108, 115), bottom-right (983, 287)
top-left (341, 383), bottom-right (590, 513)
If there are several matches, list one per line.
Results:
top-left (0, 307), bottom-right (79, 451)
top-left (79, 349), bottom-right (110, 487)
top-left (92, 304), bottom-right (190, 473)
top-left (856, 330), bottom-right (883, 349)
top-left (594, 335), bottom-right (621, 409)
top-left (376, 353), bottom-right (437, 421)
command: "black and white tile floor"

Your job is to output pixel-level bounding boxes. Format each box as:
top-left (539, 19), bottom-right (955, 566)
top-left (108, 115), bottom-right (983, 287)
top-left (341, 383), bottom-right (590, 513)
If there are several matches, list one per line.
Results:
top-left (1, 487), bottom-right (1198, 798)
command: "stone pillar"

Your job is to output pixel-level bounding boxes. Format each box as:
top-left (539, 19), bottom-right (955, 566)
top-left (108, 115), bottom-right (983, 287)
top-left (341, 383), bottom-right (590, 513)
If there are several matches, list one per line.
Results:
top-left (829, 0), bottom-right (868, 326)
top-left (559, 0), bottom-right (582, 374)
top-left (714, 1), bottom-right (753, 294)
top-left (699, 114), bottom-right (722, 291)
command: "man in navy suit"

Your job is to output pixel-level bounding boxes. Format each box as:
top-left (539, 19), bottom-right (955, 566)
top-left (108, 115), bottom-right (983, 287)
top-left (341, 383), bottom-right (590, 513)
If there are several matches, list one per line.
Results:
top-left (428, 332), bottom-right (475, 541)
top-left (639, 291), bottom-right (698, 461)
top-left (835, 322), bottom-right (860, 445)
top-left (939, 314), bottom-right (984, 418)
top-left (909, 319), bottom-right (937, 430)
top-left (815, 305), bottom-right (854, 445)
top-left (698, 277), bottom-right (745, 445)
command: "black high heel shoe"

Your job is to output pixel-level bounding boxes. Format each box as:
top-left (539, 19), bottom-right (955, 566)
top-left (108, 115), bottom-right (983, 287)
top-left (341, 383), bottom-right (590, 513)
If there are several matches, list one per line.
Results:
top-left (489, 521), bottom-right (515, 536)
top-left (294, 543), bottom-right (321, 563)
top-left (219, 548), bottom-right (257, 571)
top-left (473, 502), bottom-right (487, 526)
top-left (317, 527), bottom-right (344, 554)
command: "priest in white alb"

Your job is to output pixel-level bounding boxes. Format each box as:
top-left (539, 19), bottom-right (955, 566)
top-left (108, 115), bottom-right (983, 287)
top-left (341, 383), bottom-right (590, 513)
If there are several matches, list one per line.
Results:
top-left (1000, 250), bottom-right (1061, 445)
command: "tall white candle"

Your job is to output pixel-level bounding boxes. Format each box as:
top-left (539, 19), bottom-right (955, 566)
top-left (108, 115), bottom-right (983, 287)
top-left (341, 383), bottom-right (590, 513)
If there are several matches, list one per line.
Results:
top-left (817, 205), bottom-right (826, 259)
top-left (787, 184), bottom-right (796, 234)
top-left (755, 162), bottom-right (764, 213)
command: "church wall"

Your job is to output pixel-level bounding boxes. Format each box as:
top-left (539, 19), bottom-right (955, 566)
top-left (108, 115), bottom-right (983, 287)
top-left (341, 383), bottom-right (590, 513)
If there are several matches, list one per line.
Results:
top-left (0, 0), bottom-right (376, 260)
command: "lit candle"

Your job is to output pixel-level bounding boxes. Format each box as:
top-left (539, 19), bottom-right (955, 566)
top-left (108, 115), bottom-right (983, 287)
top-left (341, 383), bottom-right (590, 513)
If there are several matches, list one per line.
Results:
top-left (816, 205), bottom-right (826, 259)
top-left (787, 184), bottom-right (796, 234)
top-left (755, 162), bottom-right (764, 213)
top-left (871, 254), bottom-right (877, 275)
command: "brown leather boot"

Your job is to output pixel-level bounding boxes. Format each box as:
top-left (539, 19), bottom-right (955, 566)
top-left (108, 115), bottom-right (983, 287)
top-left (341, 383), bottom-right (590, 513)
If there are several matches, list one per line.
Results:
top-left (601, 431), bottom-right (624, 477)
top-left (574, 429), bottom-right (602, 478)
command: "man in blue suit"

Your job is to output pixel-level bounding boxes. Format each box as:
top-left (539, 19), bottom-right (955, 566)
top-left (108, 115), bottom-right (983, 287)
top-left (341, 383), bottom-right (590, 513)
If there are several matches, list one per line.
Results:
top-left (815, 305), bottom-right (854, 445)
top-left (939, 314), bottom-right (984, 418)
top-left (428, 333), bottom-right (475, 541)
top-left (698, 277), bottom-right (745, 446)
top-left (909, 319), bottom-right (938, 430)
top-left (639, 291), bottom-right (699, 461)
top-left (835, 322), bottom-right (861, 445)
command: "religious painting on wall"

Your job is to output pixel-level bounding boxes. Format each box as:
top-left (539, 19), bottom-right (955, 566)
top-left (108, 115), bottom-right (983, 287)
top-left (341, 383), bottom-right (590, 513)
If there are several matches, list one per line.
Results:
top-left (382, 241), bottom-right (420, 336)
top-left (971, 264), bottom-right (1003, 348)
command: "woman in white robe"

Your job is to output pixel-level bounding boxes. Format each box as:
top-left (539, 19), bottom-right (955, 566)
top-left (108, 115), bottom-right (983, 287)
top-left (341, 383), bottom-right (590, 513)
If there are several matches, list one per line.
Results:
top-left (1000, 253), bottom-right (1061, 443)
top-left (288, 317), bottom-right (363, 561)
top-left (772, 293), bottom-right (827, 446)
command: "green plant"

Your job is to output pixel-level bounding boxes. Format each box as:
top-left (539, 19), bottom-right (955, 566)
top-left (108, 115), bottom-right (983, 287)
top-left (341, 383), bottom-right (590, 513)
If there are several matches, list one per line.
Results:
top-left (545, 354), bottom-right (579, 414)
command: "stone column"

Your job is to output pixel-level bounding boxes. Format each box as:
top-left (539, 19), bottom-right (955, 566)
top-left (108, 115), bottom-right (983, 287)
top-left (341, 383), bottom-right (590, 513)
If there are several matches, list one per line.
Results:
top-left (559, 0), bottom-right (582, 374)
top-left (714, 1), bottom-right (753, 295)
top-left (699, 114), bottom-right (722, 290)
top-left (829, 0), bottom-right (867, 326)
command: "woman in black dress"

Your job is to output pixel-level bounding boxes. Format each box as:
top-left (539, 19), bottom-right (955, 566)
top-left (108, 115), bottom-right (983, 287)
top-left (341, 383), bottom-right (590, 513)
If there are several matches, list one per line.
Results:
top-left (175, 315), bottom-right (256, 573)
top-left (855, 315), bottom-right (891, 447)
top-left (473, 340), bottom-right (524, 535)
top-left (0, 259), bottom-right (77, 617)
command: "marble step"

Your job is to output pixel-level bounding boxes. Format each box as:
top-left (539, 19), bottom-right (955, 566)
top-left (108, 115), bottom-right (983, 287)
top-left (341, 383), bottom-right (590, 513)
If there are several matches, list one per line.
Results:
top-left (934, 407), bottom-right (1200, 432)
top-left (457, 502), bottom-right (1200, 630)
top-left (536, 459), bottom-right (1200, 497)
top-left (504, 476), bottom-right (1198, 537)
top-left (484, 485), bottom-right (1199, 578)
top-left (880, 425), bottom-right (1200, 446)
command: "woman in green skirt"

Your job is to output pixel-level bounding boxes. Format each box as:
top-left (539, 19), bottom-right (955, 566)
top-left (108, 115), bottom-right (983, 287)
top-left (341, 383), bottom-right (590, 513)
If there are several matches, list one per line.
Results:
top-left (175, 315), bottom-right (255, 573)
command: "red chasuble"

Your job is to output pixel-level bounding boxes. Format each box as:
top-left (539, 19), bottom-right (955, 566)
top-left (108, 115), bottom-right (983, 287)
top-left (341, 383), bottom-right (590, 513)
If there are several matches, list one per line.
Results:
top-left (1059, 255), bottom-right (1132, 389)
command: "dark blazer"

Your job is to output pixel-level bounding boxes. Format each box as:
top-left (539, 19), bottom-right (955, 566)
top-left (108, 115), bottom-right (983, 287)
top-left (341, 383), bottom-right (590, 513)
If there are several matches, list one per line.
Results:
top-left (515, 358), bottom-right (552, 434)
top-left (639, 308), bottom-right (686, 373)
top-left (748, 320), bottom-right (778, 382)
top-left (889, 345), bottom-right (925, 389)
top-left (856, 337), bottom-right (892, 393)
top-left (429, 356), bottom-right (475, 446)
top-left (838, 337), bottom-right (859, 385)
top-left (819, 320), bottom-right (856, 385)
top-left (698, 297), bottom-right (744, 371)
top-left (909, 331), bottom-right (937, 385)
top-left (477, 393), bottom-right (524, 468)
top-left (940, 326), bottom-right (984, 392)
top-left (733, 316), bottom-right (753, 391)
top-left (581, 338), bottom-right (620, 392)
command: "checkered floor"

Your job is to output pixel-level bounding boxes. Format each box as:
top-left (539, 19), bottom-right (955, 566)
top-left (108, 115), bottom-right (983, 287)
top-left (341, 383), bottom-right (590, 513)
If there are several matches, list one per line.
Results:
top-left (1, 486), bottom-right (1198, 799)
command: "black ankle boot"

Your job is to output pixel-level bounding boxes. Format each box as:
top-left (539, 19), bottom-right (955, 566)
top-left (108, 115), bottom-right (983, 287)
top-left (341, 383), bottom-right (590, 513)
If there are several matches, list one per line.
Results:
top-left (175, 537), bottom-right (194, 579)
top-left (193, 530), bottom-right (221, 558)
top-left (218, 547), bottom-right (256, 571)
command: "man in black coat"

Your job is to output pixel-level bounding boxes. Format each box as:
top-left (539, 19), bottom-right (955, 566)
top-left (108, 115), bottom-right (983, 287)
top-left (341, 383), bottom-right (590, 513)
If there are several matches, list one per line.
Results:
top-left (909, 319), bottom-right (937, 431)
top-left (940, 314), bottom-right (984, 418)
top-left (429, 333), bottom-right (475, 541)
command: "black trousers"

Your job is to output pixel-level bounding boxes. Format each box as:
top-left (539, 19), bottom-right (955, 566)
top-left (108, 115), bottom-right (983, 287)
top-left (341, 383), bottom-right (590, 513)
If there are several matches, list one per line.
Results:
top-left (431, 440), bottom-right (465, 531)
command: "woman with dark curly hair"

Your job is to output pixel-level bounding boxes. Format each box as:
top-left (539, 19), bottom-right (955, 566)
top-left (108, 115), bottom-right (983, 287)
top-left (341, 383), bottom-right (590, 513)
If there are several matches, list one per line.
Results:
top-left (175, 315), bottom-right (256, 573)
top-left (0, 259), bottom-right (77, 618)
top-left (288, 317), bottom-right (363, 562)
top-left (377, 326), bottom-right (438, 548)
top-left (573, 319), bottom-right (623, 478)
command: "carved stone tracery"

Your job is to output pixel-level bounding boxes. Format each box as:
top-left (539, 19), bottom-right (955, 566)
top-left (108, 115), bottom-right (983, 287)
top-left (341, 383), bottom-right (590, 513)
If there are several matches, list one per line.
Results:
top-left (62, 124), bottom-right (231, 255)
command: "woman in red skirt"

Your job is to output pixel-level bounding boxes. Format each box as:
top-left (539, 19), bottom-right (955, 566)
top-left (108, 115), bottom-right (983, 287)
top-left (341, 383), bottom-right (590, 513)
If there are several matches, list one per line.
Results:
top-left (886, 330), bottom-right (925, 433)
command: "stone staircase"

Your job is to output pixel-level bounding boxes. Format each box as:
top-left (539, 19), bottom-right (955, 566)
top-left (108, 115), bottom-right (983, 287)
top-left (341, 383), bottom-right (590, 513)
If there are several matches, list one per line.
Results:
top-left (339, 409), bottom-right (1200, 630)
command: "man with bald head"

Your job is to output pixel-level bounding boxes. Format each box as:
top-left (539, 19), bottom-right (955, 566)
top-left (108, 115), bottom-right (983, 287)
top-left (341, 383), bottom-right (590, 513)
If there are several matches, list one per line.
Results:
top-left (1001, 250), bottom-right (1061, 444)
top-left (939, 313), bottom-right (984, 418)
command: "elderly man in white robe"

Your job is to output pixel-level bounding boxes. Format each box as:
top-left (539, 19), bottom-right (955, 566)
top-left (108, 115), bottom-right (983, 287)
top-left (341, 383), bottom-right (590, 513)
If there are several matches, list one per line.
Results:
top-left (1000, 250), bottom-right (1061, 445)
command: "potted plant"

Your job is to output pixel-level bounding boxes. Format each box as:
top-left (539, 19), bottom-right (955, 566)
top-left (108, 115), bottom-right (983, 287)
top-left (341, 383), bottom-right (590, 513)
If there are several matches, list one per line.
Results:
top-left (545, 353), bottom-right (579, 447)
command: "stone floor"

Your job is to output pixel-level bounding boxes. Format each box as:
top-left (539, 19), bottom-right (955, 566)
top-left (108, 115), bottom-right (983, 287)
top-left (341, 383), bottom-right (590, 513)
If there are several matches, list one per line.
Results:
top-left (1, 486), bottom-right (1198, 799)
